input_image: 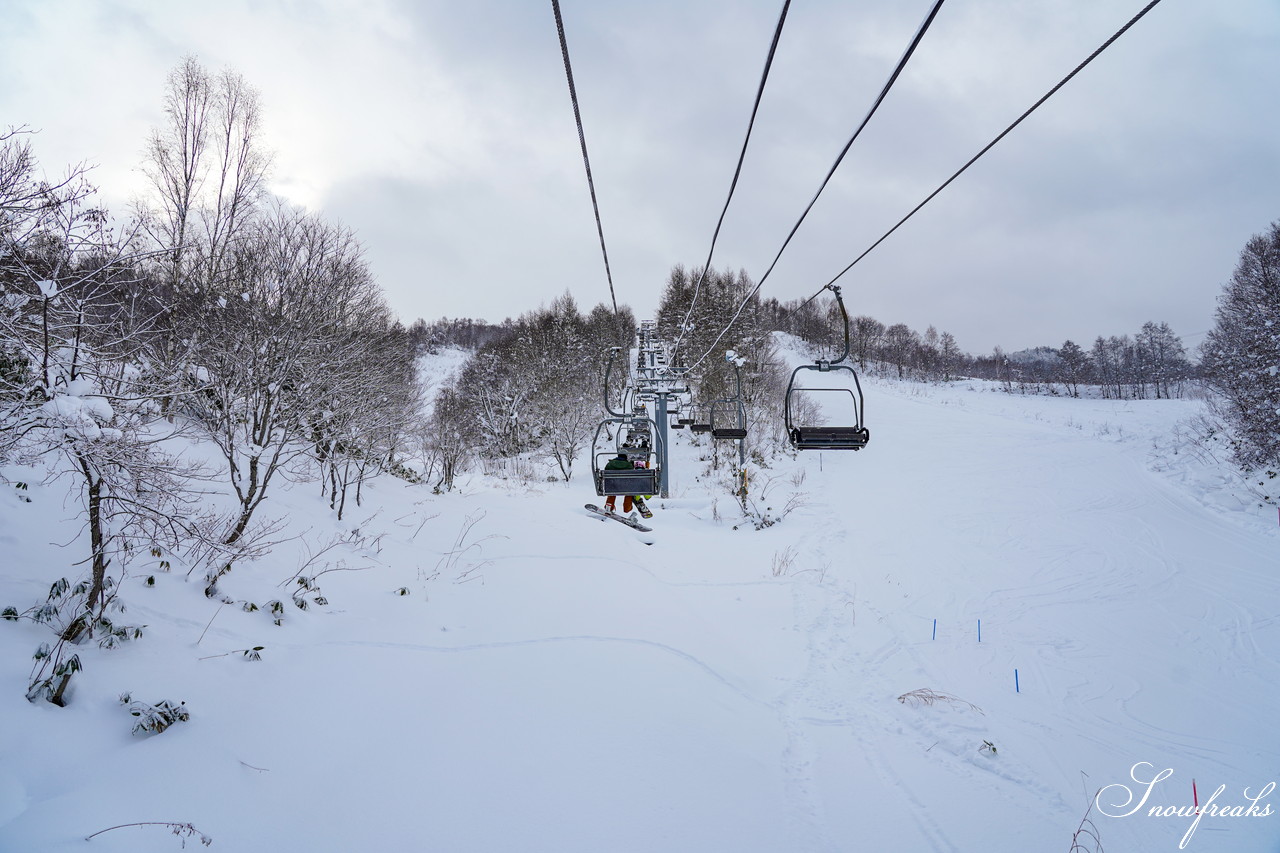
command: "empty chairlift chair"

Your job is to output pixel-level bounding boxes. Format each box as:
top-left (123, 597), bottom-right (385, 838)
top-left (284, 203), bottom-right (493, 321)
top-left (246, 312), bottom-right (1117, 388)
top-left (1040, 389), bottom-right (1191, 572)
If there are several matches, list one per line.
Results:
top-left (688, 405), bottom-right (712, 434)
top-left (668, 402), bottom-right (686, 429)
top-left (710, 398), bottom-right (747, 440)
top-left (784, 362), bottom-right (869, 450)
top-left (783, 283), bottom-right (870, 451)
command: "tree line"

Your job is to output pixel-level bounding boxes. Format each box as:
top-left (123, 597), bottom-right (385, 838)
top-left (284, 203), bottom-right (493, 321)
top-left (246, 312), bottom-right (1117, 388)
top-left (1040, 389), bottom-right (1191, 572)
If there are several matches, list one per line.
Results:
top-left (1, 58), bottom-right (423, 698)
top-left (427, 294), bottom-right (634, 489)
top-left (766, 296), bottom-right (1193, 399)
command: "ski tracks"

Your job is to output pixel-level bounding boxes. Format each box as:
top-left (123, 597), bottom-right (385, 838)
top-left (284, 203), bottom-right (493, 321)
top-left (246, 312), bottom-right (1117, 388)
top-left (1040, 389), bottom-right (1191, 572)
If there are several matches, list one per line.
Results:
top-left (769, 500), bottom-right (970, 850)
top-left (769, 458), bottom-right (1089, 851)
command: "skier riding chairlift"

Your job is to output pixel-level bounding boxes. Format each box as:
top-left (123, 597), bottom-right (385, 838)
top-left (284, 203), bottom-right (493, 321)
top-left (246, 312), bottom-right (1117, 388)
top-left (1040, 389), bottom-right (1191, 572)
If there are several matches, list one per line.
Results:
top-left (603, 437), bottom-right (653, 519)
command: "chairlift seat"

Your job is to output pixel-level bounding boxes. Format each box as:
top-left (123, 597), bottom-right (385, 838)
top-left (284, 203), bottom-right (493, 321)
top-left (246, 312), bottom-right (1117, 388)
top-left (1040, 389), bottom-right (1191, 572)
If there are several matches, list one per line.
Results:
top-left (789, 426), bottom-right (869, 450)
top-left (689, 423), bottom-right (712, 434)
top-left (711, 427), bottom-right (747, 440)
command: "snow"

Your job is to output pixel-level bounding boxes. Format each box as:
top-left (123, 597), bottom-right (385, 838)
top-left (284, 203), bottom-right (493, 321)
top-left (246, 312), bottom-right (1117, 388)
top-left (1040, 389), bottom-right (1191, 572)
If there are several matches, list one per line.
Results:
top-left (38, 391), bottom-right (116, 441)
top-left (416, 345), bottom-right (472, 419)
top-left (1, 348), bottom-right (1277, 852)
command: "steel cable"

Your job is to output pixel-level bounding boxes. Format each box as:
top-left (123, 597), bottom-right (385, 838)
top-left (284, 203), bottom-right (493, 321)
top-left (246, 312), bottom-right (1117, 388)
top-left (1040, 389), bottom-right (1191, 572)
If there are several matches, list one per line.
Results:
top-left (551, 0), bottom-right (619, 314)
top-left (823, 0), bottom-right (1166, 288)
top-left (670, 0), bottom-right (792, 363)
top-left (686, 0), bottom-right (947, 371)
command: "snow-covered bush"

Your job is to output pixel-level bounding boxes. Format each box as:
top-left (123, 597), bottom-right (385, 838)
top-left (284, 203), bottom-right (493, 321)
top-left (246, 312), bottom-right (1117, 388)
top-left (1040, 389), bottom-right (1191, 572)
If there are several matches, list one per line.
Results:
top-left (121, 694), bottom-right (190, 735)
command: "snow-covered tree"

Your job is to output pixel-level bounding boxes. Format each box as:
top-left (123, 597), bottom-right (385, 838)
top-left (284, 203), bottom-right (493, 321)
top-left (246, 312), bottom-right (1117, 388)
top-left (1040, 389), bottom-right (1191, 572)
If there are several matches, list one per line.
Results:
top-left (1136, 321), bottom-right (1189, 400)
top-left (881, 324), bottom-right (917, 380)
top-left (1058, 340), bottom-right (1089, 397)
top-left (180, 202), bottom-right (386, 549)
top-left (0, 139), bottom-right (217, 676)
top-left (1202, 221), bottom-right (1280, 469)
top-left (434, 295), bottom-right (626, 480)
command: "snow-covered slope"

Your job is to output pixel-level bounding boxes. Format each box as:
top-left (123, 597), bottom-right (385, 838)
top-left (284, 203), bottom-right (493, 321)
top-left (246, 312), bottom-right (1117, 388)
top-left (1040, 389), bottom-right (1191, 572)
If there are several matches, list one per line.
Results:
top-left (1, 353), bottom-right (1276, 852)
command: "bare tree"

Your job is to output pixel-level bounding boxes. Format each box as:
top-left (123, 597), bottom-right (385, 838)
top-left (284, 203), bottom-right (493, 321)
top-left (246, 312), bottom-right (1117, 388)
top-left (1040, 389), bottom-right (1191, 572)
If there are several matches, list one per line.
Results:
top-left (424, 383), bottom-right (472, 492)
top-left (182, 203), bottom-right (381, 548)
top-left (1137, 321), bottom-right (1188, 400)
top-left (881, 323), bottom-right (917, 380)
top-left (938, 331), bottom-right (964, 381)
top-left (314, 323), bottom-right (424, 518)
top-left (851, 315), bottom-right (885, 369)
top-left (201, 66), bottom-right (271, 288)
top-left (141, 56), bottom-right (213, 291)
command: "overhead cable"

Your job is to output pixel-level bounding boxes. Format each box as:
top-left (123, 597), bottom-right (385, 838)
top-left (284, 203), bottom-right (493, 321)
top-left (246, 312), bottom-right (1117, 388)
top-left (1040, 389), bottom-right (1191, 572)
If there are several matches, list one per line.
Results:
top-left (686, 0), bottom-right (947, 371)
top-left (551, 0), bottom-right (619, 314)
top-left (823, 0), bottom-right (1167, 288)
top-left (671, 0), bottom-right (792, 362)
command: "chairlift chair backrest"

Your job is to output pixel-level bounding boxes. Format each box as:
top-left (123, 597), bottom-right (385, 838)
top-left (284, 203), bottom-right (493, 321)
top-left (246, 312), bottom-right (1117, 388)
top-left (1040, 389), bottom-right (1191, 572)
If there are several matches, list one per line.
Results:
top-left (592, 416), bottom-right (661, 496)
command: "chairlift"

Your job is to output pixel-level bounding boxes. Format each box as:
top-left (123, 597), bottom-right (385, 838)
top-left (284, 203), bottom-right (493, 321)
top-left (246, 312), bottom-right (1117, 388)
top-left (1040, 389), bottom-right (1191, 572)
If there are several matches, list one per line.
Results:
top-left (591, 417), bottom-right (661, 496)
top-left (784, 284), bottom-right (870, 451)
top-left (710, 359), bottom-right (747, 440)
top-left (664, 400), bottom-right (686, 429)
top-left (687, 404), bottom-right (712, 434)
top-left (710, 398), bottom-right (747, 440)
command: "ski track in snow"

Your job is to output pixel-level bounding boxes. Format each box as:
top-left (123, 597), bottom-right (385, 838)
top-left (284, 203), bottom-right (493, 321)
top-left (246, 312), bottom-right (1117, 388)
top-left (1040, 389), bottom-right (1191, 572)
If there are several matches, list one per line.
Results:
top-left (296, 634), bottom-right (774, 711)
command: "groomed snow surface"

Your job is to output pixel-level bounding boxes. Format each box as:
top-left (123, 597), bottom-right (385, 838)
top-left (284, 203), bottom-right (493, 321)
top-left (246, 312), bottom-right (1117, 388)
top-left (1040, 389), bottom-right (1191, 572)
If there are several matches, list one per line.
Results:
top-left (2, 349), bottom-right (1277, 852)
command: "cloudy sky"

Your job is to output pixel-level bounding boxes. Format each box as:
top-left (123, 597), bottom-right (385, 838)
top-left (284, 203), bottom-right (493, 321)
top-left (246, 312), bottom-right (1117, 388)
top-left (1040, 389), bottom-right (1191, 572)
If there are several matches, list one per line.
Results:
top-left (2, 0), bottom-right (1277, 354)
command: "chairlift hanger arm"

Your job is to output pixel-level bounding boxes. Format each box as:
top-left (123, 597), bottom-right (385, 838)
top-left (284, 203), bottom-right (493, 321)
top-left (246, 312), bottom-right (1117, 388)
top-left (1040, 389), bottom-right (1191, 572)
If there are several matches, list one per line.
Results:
top-left (826, 284), bottom-right (851, 366)
top-left (603, 347), bottom-right (626, 417)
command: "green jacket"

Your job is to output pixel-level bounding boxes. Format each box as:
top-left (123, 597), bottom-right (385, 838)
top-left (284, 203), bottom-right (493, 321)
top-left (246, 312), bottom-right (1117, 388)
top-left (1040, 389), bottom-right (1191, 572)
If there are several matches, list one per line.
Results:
top-left (605, 455), bottom-right (633, 470)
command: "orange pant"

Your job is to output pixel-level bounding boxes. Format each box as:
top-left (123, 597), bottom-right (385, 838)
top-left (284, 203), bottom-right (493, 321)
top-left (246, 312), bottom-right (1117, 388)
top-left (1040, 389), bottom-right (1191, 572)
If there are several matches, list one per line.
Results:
top-left (605, 495), bottom-right (636, 512)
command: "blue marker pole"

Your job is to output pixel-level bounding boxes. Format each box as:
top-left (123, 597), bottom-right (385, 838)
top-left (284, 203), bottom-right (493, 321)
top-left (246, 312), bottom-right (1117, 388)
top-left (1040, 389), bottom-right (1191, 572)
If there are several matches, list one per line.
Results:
top-left (932, 619), bottom-right (937, 641)
top-left (977, 619), bottom-right (982, 642)
top-left (1015, 669), bottom-right (1020, 693)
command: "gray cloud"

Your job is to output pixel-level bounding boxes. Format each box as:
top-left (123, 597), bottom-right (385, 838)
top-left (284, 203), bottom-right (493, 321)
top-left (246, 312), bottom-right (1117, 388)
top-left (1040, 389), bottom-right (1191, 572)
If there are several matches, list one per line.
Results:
top-left (1, 0), bottom-right (1275, 354)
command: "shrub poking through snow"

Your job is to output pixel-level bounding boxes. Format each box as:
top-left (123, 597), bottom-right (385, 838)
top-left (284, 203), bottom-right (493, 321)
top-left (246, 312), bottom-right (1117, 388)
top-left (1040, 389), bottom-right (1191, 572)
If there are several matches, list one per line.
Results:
top-left (292, 576), bottom-right (328, 610)
top-left (122, 695), bottom-right (190, 735)
top-left (897, 688), bottom-right (984, 714)
top-left (1069, 796), bottom-right (1104, 853)
top-left (10, 577), bottom-right (142, 705)
top-left (85, 821), bottom-right (212, 846)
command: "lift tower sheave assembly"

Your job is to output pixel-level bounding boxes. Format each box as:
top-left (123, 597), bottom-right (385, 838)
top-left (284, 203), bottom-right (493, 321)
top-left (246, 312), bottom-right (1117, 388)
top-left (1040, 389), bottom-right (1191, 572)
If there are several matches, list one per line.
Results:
top-left (630, 320), bottom-right (689, 499)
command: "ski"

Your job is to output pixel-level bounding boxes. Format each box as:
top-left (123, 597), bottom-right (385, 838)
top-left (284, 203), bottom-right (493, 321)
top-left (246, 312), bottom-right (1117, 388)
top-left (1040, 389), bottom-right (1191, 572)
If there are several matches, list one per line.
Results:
top-left (584, 503), bottom-right (652, 532)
